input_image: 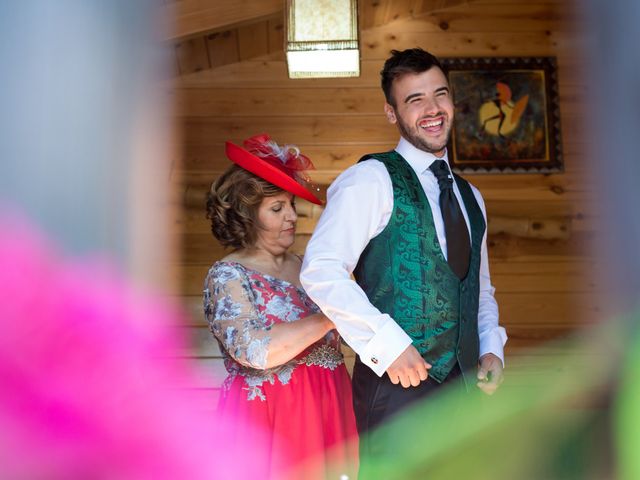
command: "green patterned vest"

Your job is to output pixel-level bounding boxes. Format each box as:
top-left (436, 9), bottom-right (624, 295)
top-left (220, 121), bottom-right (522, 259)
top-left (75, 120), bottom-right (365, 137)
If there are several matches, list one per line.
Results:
top-left (353, 151), bottom-right (486, 386)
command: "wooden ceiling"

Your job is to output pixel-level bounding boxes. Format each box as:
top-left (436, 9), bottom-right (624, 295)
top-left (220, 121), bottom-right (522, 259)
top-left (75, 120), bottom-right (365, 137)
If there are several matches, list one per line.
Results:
top-left (167, 0), bottom-right (470, 76)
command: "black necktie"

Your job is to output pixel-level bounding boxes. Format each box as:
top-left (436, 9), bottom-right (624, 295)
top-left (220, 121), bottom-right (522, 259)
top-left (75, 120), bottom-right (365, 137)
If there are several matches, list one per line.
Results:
top-left (429, 159), bottom-right (470, 280)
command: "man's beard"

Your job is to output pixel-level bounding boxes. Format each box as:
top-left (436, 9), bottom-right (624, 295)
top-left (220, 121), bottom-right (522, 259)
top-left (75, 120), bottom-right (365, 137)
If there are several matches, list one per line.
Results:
top-left (395, 110), bottom-right (452, 155)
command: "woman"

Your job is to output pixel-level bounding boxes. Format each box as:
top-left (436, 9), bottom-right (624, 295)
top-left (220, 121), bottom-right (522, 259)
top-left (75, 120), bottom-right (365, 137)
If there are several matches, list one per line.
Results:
top-left (203, 134), bottom-right (358, 479)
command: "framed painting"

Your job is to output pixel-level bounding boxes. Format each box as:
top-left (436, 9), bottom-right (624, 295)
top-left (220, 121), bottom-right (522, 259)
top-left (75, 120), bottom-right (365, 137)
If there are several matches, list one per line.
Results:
top-left (442, 57), bottom-right (563, 173)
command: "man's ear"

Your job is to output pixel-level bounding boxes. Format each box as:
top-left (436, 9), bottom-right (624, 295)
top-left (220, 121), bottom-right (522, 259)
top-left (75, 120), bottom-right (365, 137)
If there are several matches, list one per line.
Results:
top-left (384, 103), bottom-right (397, 124)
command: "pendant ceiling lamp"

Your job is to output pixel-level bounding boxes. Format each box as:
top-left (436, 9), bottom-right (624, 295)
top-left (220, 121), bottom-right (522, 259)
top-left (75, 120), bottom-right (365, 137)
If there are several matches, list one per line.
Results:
top-left (285, 0), bottom-right (360, 79)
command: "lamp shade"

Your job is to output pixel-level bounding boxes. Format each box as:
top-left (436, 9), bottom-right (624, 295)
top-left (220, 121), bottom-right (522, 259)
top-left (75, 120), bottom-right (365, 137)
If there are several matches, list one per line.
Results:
top-left (285, 0), bottom-right (360, 78)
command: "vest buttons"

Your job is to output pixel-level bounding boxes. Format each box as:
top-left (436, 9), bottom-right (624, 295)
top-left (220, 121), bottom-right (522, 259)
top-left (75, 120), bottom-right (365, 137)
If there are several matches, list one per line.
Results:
top-left (461, 284), bottom-right (467, 292)
top-left (371, 356), bottom-right (379, 365)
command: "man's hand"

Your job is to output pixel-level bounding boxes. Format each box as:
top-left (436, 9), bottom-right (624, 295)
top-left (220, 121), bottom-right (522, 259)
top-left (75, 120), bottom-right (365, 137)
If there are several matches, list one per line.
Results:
top-left (386, 345), bottom-right (431, 388)
top-left (477, 353), bottom-right (504, 395)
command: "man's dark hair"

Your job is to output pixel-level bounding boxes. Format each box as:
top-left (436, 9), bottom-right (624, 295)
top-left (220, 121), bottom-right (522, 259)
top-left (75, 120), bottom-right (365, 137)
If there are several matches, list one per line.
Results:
top-left (381, 48), bottom-right (445, 107)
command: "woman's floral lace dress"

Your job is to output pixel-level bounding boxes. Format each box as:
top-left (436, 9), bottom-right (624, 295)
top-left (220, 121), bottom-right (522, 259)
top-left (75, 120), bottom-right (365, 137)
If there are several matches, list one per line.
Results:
top-left (204, 261), bottom-right (358, 479)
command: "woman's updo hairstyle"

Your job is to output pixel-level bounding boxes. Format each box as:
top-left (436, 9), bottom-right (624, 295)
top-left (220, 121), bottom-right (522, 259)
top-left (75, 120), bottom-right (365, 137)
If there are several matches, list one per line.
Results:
top-left (206, 165), bottom-right (283, 249)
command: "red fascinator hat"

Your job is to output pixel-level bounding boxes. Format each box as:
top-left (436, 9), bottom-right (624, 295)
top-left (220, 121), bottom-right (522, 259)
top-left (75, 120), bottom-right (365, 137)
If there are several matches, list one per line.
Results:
top-left (225, 134), bottom-right (323, 205)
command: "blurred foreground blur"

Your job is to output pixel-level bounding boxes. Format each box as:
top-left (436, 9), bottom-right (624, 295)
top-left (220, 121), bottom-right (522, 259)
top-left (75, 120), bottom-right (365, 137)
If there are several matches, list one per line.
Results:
top-left (0, 2), bottom-right (267, 478)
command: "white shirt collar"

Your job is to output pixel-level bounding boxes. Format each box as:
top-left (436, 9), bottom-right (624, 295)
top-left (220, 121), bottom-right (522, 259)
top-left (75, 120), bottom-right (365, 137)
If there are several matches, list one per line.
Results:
top-left (394, 136), bottom-right (451, 176)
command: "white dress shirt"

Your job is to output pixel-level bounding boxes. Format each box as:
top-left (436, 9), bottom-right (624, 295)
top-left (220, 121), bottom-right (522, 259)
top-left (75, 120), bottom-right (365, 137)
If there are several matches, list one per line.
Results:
top-left (301, 137), bottom-right (508, 377)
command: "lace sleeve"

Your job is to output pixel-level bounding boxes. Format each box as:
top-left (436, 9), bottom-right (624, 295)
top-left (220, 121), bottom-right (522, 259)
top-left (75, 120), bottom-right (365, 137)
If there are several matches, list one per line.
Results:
top-left (203, 263), bottom-right (271, 370)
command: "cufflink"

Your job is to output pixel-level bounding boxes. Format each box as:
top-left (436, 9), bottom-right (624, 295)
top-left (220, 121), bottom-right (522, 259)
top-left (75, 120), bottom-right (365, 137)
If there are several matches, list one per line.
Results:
top-left (371, 356), bottom-right (379, 365)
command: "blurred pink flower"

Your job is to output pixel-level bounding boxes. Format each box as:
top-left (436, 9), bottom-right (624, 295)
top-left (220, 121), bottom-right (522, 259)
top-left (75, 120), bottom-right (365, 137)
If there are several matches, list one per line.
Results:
top-left (0, 209), bottom-right (268, 479)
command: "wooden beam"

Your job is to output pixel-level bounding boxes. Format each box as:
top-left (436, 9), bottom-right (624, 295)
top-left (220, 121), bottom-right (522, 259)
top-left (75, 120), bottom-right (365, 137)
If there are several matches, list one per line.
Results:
top-left (414, 0), bottom-right (470, 16)
top-left (205, 30), bottom-right (239, 68)
top-left (488, 216), bottom-right (572, 240)
top-left (237, 22), bottom-right (270, 60)
top-left (359, 0), bottom-right (472, 29)
top-left (165, 0), bottom-right (283, 41)
top-left (175, 37), bottom-right (210, 74)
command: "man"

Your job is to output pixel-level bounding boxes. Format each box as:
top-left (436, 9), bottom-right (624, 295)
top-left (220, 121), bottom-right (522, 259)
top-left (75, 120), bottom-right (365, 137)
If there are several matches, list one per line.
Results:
top-left (300, 48), bottom-right (507, 464)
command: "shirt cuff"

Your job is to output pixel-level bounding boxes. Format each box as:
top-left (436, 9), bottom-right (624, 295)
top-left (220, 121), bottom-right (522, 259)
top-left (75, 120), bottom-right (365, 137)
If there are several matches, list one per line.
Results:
top-left (479, 326), bottom-right (508, 366)
top-left (359, 318), bottom-right (413, 376)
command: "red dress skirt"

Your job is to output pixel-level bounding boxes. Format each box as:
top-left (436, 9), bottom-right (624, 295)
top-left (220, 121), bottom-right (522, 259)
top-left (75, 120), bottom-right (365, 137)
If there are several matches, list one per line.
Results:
top-left (204, 261), bottom-right (358, 479)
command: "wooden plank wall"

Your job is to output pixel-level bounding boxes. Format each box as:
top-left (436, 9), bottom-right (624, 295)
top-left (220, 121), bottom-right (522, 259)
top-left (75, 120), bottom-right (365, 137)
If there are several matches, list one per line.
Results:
top-left (169, 0), bottom-right (596, 403)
